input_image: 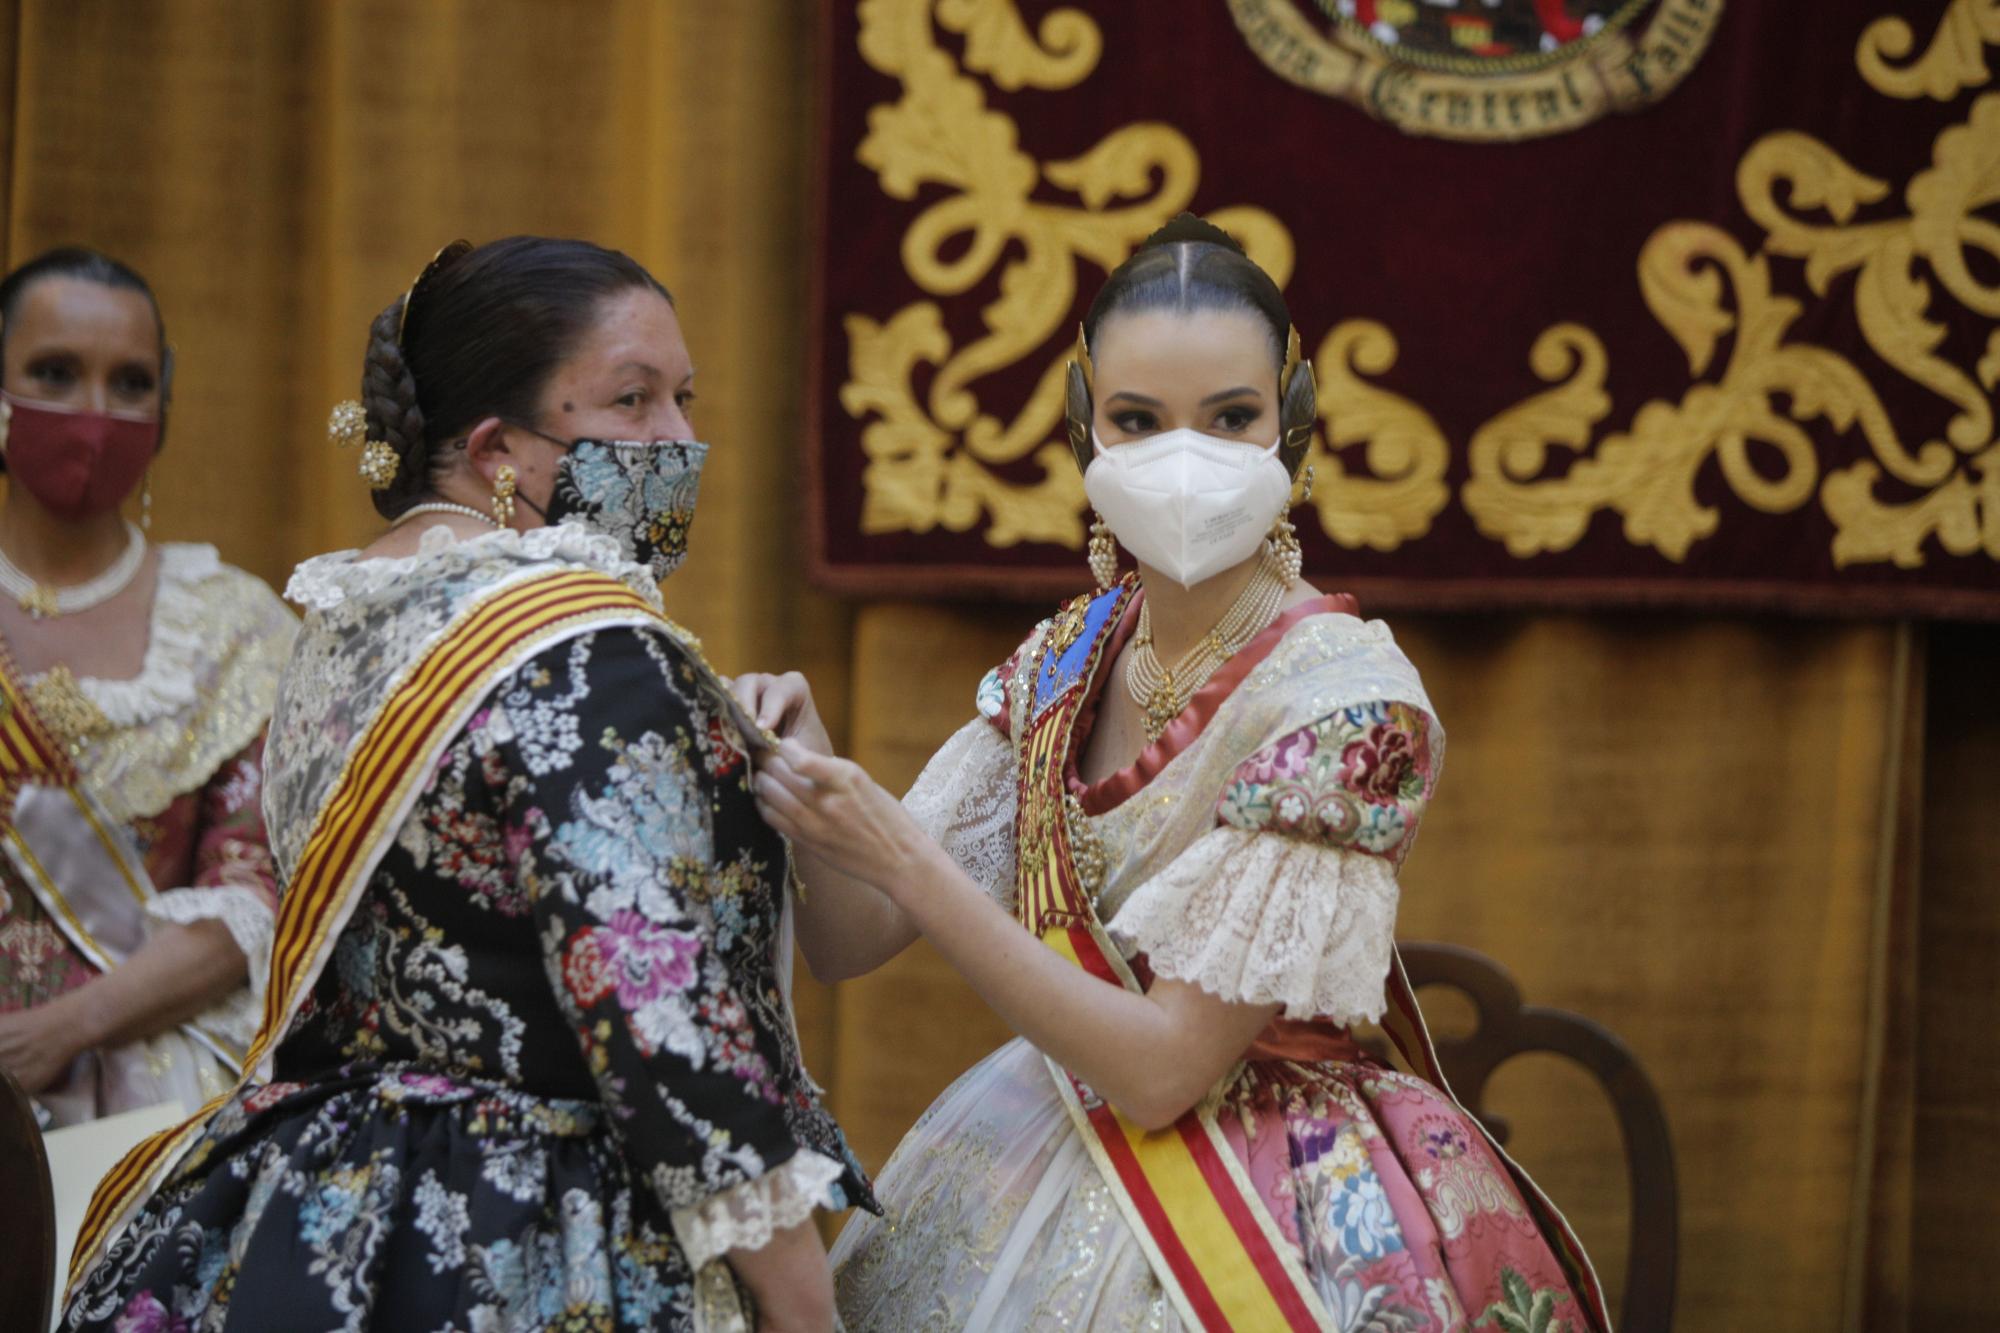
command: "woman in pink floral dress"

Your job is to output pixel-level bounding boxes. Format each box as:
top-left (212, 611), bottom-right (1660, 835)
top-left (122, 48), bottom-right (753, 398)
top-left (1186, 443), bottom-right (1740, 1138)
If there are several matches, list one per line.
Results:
top-left (741, 217), bottom-right (1610, 1331)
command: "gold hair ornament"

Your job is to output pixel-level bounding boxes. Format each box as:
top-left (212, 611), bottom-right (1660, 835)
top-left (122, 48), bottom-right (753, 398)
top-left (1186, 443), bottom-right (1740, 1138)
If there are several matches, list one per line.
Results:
top-left (1061, 320), bottom-right (1315, 481)
top-left (1064, 322), bottom-right (1096, 473)
top-left (328, 399), bottom-right (400, 491)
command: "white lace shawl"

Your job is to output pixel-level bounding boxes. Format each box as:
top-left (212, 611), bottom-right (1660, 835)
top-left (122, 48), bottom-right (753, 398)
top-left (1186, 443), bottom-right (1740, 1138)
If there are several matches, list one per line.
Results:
top-left (921, 609), bottom-right (1439, 1026)
top-left (266, 524), bottom-right (662, 879)
top-left (66, 542), bottom-right (295, 824)
top-left (902, 718), bottom-right (1018, 911)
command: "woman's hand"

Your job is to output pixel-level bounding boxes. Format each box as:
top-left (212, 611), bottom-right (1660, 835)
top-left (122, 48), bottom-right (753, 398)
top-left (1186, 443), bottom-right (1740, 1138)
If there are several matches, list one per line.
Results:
top-left (726, 1215), bottom-right (836, 1333)
top-left (0, 1000), bottom-right (84, 1093)
top-left (754, 741), bottom-right (933, 896)
top-left (729, 672), bottom-right (832, 755)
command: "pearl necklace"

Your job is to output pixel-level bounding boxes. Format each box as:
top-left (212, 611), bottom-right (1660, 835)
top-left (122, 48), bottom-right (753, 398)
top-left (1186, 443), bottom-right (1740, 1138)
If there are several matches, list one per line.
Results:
top-left (1125, 547), bottom-right (1290, 741)
top-left (0, 522), bottom-right (146, 620)
top-left (393, 502), bottom-right (500, 529)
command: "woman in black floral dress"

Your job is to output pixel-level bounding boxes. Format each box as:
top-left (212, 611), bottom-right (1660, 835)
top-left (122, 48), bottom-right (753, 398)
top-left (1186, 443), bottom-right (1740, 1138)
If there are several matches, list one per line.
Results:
top-left (62, 237), bottom-right (869, 1332)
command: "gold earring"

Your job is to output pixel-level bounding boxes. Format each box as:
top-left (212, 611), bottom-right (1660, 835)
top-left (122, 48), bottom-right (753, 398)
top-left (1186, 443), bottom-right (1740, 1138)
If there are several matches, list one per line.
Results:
top-left (492, 464), bottom-right (517, 526)
top-left (1088, 513), bottom-right (1118, 590)
top-left (141, 469), bottom-right (153, 532)
top-left (1267, 463), bottom-right (1313, 586)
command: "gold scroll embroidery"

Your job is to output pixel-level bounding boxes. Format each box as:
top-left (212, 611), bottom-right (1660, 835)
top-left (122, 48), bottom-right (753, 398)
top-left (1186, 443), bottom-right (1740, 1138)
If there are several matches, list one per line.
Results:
top-left (1464, 1), bottom-right (2000, 568)
top-left (845, 0), bottom-right (1446, 552)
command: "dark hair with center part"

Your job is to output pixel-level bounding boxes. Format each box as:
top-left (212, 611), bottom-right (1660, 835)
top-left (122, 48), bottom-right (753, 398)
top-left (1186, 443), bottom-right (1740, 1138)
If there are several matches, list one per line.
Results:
top-left (360, 235), bottom-right (673, 519)
top-left (1082, 214), bottom-right (1290, 370)
top-left (0, 246), bottom-right (172, 474)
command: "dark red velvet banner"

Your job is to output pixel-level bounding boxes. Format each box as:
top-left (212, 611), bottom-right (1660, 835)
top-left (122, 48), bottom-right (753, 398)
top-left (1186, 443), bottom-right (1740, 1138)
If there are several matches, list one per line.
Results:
top-left (808, 0), bottom-right (2000, 617)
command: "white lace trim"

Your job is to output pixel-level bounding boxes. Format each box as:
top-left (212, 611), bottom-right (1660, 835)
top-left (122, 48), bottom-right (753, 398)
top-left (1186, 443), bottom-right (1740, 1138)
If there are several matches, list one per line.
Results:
top-left (284, 522), bottom-right (651, 611)
top-left (670, 1147), bottom-right (846, 1269)
top-left (145, 884), bottom-right (274, 1048)
top-left (1106, 826), bottom-right (1399, 1025)
top-left (903, 718), bottom-right (1017, 911)
top-left (146, 884), bottom-right (275, 997)
top-left (73, 543), bottom-right (220, 725)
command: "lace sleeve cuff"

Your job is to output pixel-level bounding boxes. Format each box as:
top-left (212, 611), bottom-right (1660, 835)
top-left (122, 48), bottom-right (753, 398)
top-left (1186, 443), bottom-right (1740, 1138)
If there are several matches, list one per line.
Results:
top-left (146, 884), bottom-right (274, 996)
top-left (902, 717), bottom-right (1017, 911)
top-left (143, 885), bottom-right (272, 1049)
top-left (1105, 826), bottom-right (1398, 1025)
top-left (669, 1147), bottom-right (847, 1269)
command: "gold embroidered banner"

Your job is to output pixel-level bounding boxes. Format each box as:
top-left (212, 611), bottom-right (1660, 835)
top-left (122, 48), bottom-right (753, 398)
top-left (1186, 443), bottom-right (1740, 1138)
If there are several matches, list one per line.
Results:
top-left (807, 0), bottom-right (2000, 616)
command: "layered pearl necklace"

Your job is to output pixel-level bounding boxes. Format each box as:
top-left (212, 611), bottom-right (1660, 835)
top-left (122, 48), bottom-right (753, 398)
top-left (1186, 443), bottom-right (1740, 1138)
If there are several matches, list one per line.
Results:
top-left (1125, 547), bottom-right (1291, 741)
top-left (0, 521), bottom-right (147, 620)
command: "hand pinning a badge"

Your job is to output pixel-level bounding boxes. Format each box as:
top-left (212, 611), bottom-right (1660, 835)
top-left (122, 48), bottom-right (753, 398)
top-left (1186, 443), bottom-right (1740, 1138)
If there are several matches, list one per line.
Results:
top-left (752, 740), bottom-right (931, 894)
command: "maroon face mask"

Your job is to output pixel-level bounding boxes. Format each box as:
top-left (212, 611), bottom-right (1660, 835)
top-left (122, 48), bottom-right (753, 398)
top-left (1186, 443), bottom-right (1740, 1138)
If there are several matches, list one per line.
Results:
top-left (1, 392), bottom-right (160, 519)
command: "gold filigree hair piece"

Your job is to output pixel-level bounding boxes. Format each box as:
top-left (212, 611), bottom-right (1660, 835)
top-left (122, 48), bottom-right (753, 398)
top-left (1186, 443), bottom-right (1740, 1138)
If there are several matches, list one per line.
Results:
top-left (328, 399), bottom-right (399, 491)
top-left (1064, 321), bottom-right (1096, 473)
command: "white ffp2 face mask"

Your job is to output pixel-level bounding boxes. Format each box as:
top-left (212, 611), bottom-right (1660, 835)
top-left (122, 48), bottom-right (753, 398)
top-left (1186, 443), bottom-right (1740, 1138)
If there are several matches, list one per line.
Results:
top-left (1083, 428), bottom-right (1293, 588)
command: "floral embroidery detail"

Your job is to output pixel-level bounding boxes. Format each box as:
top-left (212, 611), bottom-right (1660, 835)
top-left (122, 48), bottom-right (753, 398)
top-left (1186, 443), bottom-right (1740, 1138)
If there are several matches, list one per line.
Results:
top-left (699, 715), bottom-right (746, 778)
top-left (1218, 700), bottom-right (1436, 864)
top-left (413, 1170), bottom-right (470, 1274)
top-left (975, 665), bottom-right (1008, 720)
top-left (1478, 1266), bottom-right (1574, 1333)
top-left (1323, 1255), bottom-right (1426, 1333)
top-left (563, 930), bottom-right (617, 1009)
top-left (1328, 1170), bottom-right (1405, 1263)
top-left (109, 1291), bottom-right (190, 1333)
top-left (1405, 1108), bottom-right (1533, 1242)
top-left (1341, 720), bottom-right (1419, 807)
top-left (594, 911), bottom-right (702, 1008)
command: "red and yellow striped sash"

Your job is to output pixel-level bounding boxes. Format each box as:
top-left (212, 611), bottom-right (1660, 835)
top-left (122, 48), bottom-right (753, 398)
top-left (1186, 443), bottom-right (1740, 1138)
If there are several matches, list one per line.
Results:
top-left (1013, 583), bottom-right (1336, 1331)
top-left (1042, 921), bottom-right (1334, 1331)
top-left (0, 638), bottom-right (77, 791)
top-left (67, 569), bottom-right (661, 1290)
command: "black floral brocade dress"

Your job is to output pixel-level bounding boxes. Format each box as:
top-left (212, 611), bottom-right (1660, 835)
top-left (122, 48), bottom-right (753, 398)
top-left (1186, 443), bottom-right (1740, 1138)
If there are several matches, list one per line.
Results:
top-left (64, 619), bottom-right (872, 1332)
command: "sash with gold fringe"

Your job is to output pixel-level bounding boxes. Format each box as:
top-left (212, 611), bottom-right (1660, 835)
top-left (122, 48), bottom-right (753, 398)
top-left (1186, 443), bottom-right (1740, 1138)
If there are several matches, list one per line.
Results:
top-left (0, 643), bottom-right (247, 1077)
top-left (66, 568), bottom-right (665, 1291)
top-left (1013, 580), bottom-right (1611, 1333)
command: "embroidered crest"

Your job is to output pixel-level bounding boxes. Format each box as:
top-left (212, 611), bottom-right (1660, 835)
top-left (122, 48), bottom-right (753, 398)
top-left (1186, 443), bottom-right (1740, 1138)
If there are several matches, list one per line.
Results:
top-left (1230, 0), bottom-right (1724, 141)
top-left (1031, 581), bottom-right (1132, 721)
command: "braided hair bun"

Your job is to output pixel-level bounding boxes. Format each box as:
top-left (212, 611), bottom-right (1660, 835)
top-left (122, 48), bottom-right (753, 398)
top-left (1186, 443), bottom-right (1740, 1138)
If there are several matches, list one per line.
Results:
top-left (361, 299), bottom-right (429, 518)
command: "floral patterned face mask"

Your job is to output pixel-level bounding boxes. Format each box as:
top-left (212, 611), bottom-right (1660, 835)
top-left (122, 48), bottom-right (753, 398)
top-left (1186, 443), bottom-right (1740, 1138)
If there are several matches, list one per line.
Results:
top-left (508, 430), bottom-right (712, 580)
top-left (526, 434), bottom-right (709, 582)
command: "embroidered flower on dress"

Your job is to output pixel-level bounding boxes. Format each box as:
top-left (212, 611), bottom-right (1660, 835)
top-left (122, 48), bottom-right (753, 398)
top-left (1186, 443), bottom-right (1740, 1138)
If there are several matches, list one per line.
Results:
top-left (1328, 1170), bottom-right (1405, 1263)
top-left (111, 1291), bottom-right (191, 1333)
top-left (1216, 700), bottom-right (1434, 865)
top-left (562, 929), bottom-right (616, 1008)
top-left (700, 714), bottom-right (746, 778)
top-left (1339, 719), bottom-right (1418, 807)
top-left (1241, 725), bottom-right (1319, 784)
top-left (413, 1170), bottom-right (470, 1274)
top-left (596, 910), bottom-right (702, 1009)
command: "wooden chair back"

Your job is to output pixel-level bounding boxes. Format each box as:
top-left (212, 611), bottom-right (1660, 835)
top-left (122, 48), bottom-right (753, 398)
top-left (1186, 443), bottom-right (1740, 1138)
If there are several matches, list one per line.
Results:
top-left (1398, 940), bottom-right (1678, 1333)
top-left (0, 1065), bottom-right (57, 1333)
